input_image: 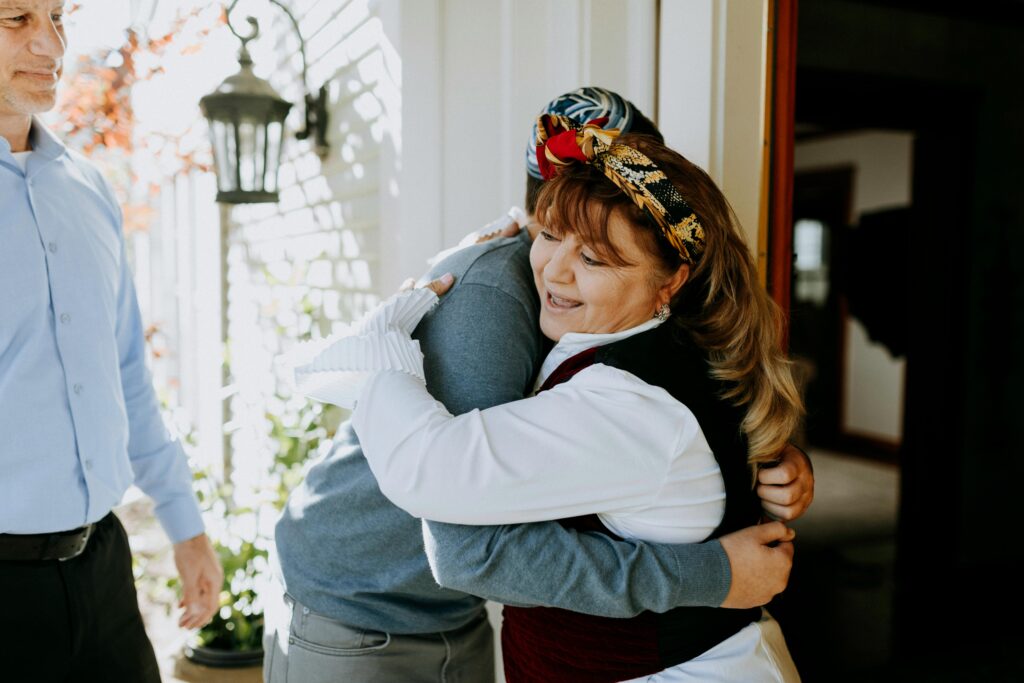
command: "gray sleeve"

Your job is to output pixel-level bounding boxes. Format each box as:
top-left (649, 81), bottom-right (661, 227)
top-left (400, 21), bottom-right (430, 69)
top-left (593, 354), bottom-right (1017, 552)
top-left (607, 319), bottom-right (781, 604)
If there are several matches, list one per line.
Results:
top-left (424, 522), bottom-right (731, 616)
top-left (415, 277), bottom-right (732, 615)
top-left (414, 282), bottom-right (537, 414)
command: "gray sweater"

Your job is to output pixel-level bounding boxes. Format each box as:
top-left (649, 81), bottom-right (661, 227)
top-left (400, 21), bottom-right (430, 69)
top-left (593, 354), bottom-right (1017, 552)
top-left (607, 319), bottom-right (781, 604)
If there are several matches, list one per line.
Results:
top-left (273, 228), bottom-right (731, 634)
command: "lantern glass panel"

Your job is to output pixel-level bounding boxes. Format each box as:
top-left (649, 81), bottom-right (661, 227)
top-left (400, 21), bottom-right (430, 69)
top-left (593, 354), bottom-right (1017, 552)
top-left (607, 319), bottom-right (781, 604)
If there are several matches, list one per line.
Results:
top-left (212, 119), bottom-right (234, 193)
top-left (265, 121), bottom-right (283, 193)
top-left (254, 117), bottom-right (267, 191)
top-left (227, 119), bottom-right (239, 192)
top-left (238, 118), bottom-right (258, 192)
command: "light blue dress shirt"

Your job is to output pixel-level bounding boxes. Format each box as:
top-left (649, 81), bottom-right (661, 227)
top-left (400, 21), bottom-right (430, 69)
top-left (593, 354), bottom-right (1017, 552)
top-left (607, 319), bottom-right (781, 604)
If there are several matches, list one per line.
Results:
top-left (1, 120), bottom-right (203, 543)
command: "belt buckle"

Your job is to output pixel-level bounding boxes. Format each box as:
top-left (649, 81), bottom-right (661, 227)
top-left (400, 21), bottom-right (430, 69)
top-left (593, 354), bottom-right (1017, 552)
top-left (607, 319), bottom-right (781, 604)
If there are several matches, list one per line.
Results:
top-left (58, 524), bottom-right (94, 562)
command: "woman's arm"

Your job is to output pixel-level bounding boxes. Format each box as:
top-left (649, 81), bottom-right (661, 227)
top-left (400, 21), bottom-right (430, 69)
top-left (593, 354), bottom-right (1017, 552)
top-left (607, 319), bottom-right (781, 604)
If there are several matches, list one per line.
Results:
top-left (352, 363), bottom-right (694, 525)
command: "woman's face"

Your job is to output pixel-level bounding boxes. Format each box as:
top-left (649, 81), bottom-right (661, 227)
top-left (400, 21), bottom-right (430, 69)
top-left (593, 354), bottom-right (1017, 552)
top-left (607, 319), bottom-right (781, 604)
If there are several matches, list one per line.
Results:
top-left (530, 210), bottom-right (688, 342)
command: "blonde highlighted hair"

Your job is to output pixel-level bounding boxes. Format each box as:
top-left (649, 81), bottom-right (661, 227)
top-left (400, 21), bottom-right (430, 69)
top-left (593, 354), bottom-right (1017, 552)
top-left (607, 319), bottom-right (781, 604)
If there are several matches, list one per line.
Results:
top-left (536, 134), bottom-right (803, 465)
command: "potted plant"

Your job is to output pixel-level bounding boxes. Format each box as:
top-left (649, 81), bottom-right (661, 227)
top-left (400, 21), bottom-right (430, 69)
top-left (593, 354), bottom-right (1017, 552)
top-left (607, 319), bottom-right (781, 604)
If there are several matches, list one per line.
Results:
top-left (180, 381), bottom-right (344, 669)
top-left (182, 495), bottom-right (266, 668)
top-left (131, 281), bottom-right (343, 673)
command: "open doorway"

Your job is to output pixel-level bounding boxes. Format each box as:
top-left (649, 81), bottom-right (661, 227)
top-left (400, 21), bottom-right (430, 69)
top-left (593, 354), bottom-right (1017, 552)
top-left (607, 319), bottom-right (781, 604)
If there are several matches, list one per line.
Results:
top-left (764, 0), bottom-right (1024, 679)
top-left (780, 122), bottom-right (915, 681)
top-left (790, 132), bottom-right (909, 462)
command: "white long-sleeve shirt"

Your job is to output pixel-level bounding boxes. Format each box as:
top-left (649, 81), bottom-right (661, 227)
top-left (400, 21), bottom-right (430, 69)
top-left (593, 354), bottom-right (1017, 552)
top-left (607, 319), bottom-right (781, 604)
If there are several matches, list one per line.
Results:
top-left (293, 288), bottom-right (728, 544)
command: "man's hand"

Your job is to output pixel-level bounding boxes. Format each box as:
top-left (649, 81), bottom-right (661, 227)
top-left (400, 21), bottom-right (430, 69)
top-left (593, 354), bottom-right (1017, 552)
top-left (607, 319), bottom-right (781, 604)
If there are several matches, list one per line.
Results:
top-left (172, 533), bottom-right (223, 629)
top-left (757, 443), bottom-right (814, 521)
top-left (718, 522), bottom-right (795, 609)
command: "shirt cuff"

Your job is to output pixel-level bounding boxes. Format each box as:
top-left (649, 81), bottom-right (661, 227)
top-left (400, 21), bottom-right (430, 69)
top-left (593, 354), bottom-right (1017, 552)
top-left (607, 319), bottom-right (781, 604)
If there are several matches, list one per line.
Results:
top-left (357, 287), bottom-right (439, 336)
top-left (289, 288), bottom-right (438, 408)
top-left (154, 495), bottom-right (205, 544)
top-left (668, 538), bottom-right (732, 607)
top-left (294, 331), bottom-right (426, 409)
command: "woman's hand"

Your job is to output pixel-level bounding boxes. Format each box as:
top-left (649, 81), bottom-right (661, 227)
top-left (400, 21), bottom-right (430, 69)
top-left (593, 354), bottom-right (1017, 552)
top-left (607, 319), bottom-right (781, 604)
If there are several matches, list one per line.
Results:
top-left (400, 273), bottom-right (455, 297)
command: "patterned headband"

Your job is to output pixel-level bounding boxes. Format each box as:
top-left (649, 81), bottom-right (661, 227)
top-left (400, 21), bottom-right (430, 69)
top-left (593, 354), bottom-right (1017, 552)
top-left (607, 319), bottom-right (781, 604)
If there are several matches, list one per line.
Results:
top-left (526, 86), bottom-right (636, 180)
top-left (535, 114), bottom-right (706, 266)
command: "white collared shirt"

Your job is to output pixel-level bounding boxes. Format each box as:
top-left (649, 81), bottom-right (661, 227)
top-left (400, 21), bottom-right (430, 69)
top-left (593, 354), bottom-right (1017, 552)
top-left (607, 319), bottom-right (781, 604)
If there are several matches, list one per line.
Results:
top-left (533, 317), bottom-right (663, 392)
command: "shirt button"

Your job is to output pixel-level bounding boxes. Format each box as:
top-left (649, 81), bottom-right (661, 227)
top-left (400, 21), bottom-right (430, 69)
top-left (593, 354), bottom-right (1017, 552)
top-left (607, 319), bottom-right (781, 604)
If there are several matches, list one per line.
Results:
top-left (60, 313), bottom-right (71, 324)
top-left (84, 460), bottom-right (93, 471)
top-left (73, 383), bottom-right (83, 395)
top-left (48, 242), bottom-right (58, 253)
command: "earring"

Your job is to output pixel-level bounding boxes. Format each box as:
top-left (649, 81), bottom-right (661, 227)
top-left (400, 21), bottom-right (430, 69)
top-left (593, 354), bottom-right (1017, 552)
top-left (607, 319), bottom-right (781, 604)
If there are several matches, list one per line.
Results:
top-left (655, 303), bottom-right (670, 323)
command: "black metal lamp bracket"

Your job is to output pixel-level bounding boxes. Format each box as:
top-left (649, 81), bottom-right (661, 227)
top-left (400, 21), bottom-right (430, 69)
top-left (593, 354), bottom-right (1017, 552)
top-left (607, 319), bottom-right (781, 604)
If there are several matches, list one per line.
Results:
top-left (226, 0), bottom-right (330, 158)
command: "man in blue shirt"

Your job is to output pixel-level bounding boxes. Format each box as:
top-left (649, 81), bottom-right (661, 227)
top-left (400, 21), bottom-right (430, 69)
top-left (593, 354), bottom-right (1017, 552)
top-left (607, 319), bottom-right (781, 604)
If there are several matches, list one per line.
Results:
top-left (264, 87), bottom-right (814, 681)
top-left (0, 4), bottom-right (222, 681)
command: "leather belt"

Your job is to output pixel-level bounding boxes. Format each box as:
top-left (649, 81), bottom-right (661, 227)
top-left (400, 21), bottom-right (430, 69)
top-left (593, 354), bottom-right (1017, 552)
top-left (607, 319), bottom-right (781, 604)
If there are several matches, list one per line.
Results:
top-left (0, 524), bottom-right (95, 562)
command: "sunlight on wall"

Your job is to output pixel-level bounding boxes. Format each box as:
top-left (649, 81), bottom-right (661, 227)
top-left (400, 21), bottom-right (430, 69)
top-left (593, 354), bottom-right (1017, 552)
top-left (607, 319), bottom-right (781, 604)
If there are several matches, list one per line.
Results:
top-left (219, 0), bottom-right (396, 519)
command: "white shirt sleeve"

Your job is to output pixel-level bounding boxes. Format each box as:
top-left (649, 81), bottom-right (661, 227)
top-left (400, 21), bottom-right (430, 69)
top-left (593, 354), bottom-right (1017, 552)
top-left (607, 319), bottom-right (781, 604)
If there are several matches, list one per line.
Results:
top-left (352, 364), bottom-right (699, 525)
top-left (285, 288), bottom-right (438, 408)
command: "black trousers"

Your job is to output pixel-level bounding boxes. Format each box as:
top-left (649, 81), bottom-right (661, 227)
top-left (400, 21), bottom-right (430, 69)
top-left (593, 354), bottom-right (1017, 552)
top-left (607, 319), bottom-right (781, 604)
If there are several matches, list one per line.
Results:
top-left (0, 512), bottom-right (161, 683)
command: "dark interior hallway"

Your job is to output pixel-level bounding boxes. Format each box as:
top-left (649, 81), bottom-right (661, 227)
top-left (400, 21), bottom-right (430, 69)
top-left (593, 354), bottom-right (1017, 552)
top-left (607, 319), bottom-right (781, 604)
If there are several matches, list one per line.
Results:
top-left (774, 2), bottom-right (1024, 679)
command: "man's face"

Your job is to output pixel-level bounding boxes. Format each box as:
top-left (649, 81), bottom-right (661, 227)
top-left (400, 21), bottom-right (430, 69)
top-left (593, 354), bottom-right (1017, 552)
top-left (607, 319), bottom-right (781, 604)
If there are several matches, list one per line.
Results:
top-left (0, 1), bottom-right (66, 118)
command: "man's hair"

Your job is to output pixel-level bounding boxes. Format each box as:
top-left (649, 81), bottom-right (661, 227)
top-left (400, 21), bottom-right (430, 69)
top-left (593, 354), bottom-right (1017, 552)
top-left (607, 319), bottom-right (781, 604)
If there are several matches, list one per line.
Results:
top-left (524, 89), bottom-right (659, 214)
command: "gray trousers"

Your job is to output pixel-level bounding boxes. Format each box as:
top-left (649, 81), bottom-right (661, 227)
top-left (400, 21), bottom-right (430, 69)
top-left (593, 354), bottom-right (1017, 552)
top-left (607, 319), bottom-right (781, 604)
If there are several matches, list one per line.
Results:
top-left (263, 591), bottom-right (495, 683)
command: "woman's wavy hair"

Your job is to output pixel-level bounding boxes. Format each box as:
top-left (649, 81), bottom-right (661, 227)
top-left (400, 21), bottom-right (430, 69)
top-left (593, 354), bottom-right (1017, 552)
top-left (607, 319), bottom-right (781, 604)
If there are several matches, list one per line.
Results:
top-left (534, 134), bottom-right (803, 465)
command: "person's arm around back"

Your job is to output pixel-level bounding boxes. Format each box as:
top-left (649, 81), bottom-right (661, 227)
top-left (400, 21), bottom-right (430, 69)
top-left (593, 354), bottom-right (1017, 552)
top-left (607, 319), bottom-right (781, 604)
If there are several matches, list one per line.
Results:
top-left (424, 456), bottom-right (806, 615)
top-left (415, 271), bottom-right (807, 616)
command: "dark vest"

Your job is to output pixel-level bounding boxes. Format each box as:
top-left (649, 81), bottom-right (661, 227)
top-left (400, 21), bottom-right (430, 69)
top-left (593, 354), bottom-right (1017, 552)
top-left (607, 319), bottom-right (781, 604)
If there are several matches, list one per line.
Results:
top-left (501, 323), bottom-right (762, 683)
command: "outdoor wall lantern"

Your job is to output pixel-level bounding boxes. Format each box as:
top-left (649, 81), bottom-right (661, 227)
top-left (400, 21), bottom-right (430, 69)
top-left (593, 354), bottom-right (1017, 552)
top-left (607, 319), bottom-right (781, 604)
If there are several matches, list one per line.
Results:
top-left (200, 0), bottom-right (330, 204)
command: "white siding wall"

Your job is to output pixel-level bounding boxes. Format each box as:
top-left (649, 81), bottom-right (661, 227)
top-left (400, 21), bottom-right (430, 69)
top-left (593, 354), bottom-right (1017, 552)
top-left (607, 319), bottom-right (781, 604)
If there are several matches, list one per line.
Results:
top-left (379, 0), bottom-right (658, 292)
top-left (658, 0), bottom-right (770, 255)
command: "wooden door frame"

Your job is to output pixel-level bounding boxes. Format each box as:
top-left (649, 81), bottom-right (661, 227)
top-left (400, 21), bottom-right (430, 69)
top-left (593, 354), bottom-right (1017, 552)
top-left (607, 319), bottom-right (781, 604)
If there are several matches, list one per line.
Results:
top-left (765, 0), bottom-right (799, 345)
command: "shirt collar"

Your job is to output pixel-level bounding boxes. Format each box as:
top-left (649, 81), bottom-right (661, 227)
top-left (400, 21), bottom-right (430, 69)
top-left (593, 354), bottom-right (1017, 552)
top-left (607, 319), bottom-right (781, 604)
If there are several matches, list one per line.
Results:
top-left (534, 317), bottom-right (665, 391)
top-left (29, 116), bottom-right (67, 160)
top-left (0, 117), bottom-right (66, 172)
